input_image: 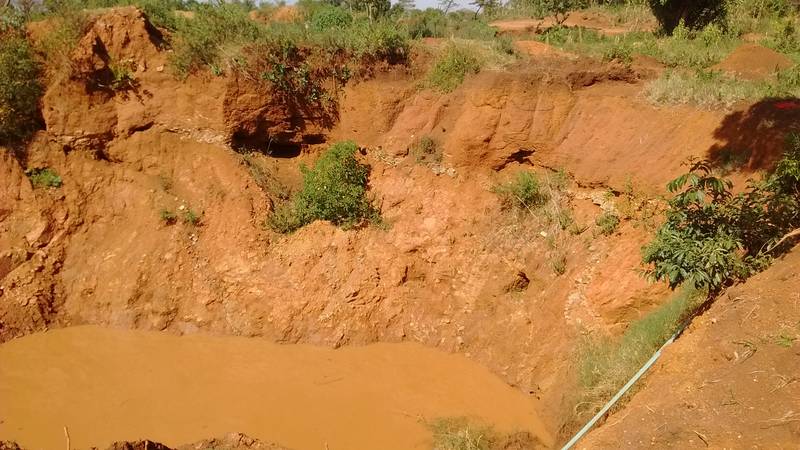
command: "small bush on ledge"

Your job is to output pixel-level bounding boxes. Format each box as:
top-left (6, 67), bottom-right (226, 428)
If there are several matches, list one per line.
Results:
top-left (492, 171), bottom-right (549, 212)
top-left (27, 168), bottom-right (62, 189)
top-left (268, 141), bottom-right (380, 233)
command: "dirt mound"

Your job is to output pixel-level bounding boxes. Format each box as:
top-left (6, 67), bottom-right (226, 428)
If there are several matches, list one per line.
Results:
top-left (712, 43), bottom-right (794, 81)
top-left (582, 245), bottom-right (800, 448)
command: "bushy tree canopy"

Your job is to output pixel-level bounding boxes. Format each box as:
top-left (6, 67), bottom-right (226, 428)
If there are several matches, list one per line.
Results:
top-left (647, 0), bottom-right (727, 34)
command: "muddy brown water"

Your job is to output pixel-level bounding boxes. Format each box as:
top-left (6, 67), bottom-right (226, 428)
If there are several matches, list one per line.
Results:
top-left (0, 326), bottom-right (552, 450)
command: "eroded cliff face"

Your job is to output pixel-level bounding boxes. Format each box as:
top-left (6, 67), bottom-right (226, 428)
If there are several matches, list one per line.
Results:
top-left (2, 7), bottom-right (797, 436)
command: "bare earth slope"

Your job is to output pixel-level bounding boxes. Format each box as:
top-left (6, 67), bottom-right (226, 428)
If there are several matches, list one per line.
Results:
top-left (582, 246), bottom-right (800, 448)
top-left (2, 7), bottom-right (799, 444)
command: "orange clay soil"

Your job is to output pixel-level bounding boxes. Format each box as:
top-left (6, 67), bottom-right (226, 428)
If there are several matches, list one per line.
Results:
top-left (1, 7), bottom-right (799, 449)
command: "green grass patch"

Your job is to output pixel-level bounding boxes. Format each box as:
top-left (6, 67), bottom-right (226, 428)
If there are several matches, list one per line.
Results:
top-left (181, 208), bottom-right (201, 226)
top-left (595, 211), bottom-right (620, 236)
top-left (574, 285), bottom-right (703, 423)
top-left (159, 209), bottom-right (177, 224)
top-left (169, 3), bottom-right (409, 80)
top-left (536, 23), bottom-right (738, 70)
top-left (424, 37), bottom-right (516, 93)
top-left (426, 41), bottom-right (483, 93)
top-left (267, 141), bottom-right (380, 233)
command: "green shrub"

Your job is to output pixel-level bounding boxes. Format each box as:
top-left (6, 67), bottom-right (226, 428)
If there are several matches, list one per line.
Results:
top-left (427, 42), bottom-right (482, 93)
top-left (34, 1), bottom-right (88, 81)
top-left (309, 5), bottom-right (352, 31)
top-left (26, 168), bottom-right (62, 188)
top-left (342, 18), bottom-right (410, 62)
top-left (602, 43), bottom-right (633, 63)
top-left (595, 211), bottom-right (621, 235)
top-left (182, 208), bottom-right (201, 225)
top-left (268, 141), bottom-right (380, 233)
top-left (159, 209), bottom-right (177, 224)
top-left (643, 136), bottom-right (800, 292)
top-left (108, 58), bottom-right (136, 90)
top-left (0, 22), bottom-right (42, 143)
top-left (493, 171), bottom-right (549, 211)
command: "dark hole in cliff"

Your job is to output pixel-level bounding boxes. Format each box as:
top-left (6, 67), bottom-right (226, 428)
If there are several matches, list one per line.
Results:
top-left (302, 134), bottom-right (327, 145)
top-left (231, 132), bottom-right (302, 158)
top-left (265, 142), bottom-right (302, 158)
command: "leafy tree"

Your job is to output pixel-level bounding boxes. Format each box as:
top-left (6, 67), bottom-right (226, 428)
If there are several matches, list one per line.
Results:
top-left (438, 0), bottom-right (457, 13)
top-left (647, 0), bottom-right (727, 34)
top-left (470, 0), bottom-right (500, 17)
top-left (643, 136), bottom-right (800, 292)
top-left (0, 12), bottom-right (42, 144)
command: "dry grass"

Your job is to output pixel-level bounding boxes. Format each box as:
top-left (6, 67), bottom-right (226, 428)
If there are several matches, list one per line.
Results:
top-left (429, 418), bottom-right (495, 450)
top-left (645, 66), bottom-right (800, 109)
top-left (425, 38), bottom-right (517, 93)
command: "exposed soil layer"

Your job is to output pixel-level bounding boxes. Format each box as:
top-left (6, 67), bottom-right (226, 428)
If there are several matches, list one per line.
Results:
top-left (0, 326), bottom-right (550, 450)
top-left (582, 246), bottom-right (800, 448)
